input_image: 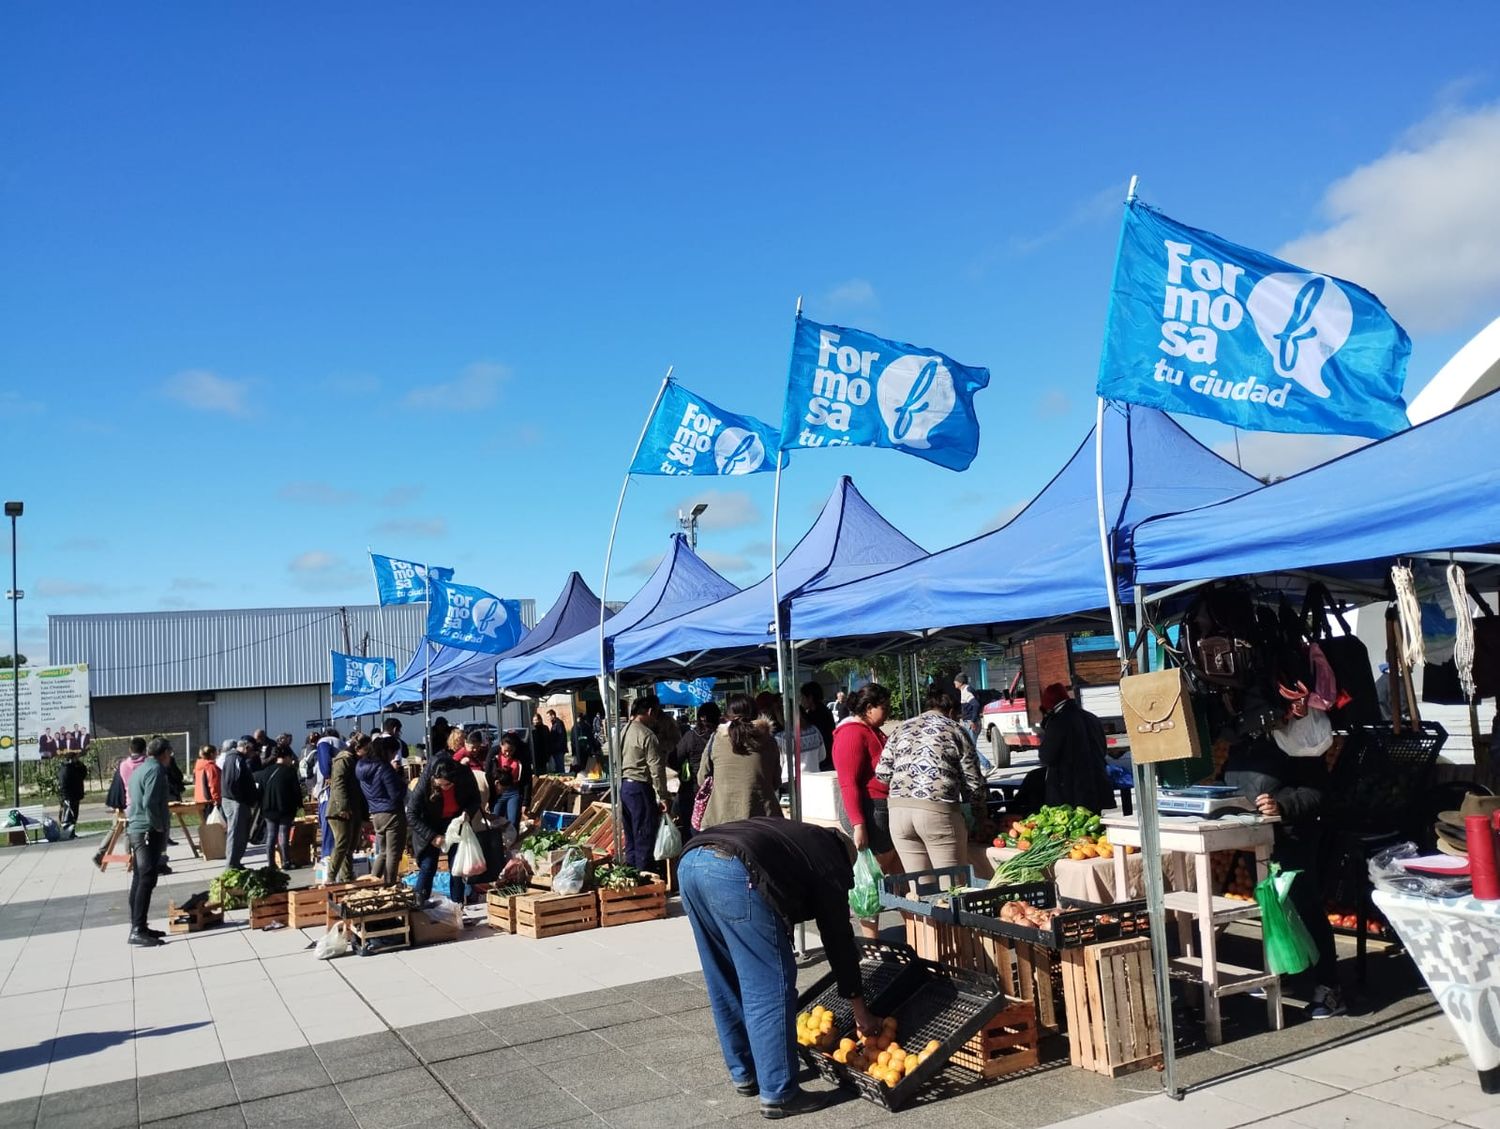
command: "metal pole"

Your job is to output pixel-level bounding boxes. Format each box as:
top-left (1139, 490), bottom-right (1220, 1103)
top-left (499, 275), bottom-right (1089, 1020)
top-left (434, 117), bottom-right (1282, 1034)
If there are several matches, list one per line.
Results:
top-left (10, 513), bottom-right (19, 806)
top-left (600, 366), bottom-right (672, 865)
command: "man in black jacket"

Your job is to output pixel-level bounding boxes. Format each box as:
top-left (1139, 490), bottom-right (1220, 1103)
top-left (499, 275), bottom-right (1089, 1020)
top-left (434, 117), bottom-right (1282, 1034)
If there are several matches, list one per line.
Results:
top-left (219, 737), bottom-right (259, 869)
top-left (1036, 683), bottom-right (1114, 814)
top-left (680, 819), bottom-right (878, 1119)
top-left (57, 751), bottom-right (88, 829)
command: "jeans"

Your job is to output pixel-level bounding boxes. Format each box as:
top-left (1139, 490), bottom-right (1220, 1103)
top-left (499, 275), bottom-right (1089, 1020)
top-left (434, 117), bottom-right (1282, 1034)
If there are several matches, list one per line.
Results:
top-left (222, 798), bottom-right (254, 869)
top-left (492, 790), bottom-right (521, 831)
top-left (415, 842), bottom-right (465, 905)
top-left (679, 849), bottom-right (799, 1105)
top-left (263, 820), bottom-right (293, 870)
top-left (319, 796), bottom-right (333, 858)
top-left (370, 811), bottom-right (407, 882)
top-left (620, 780), bottom-right (661, 874)
top-left (327, 815), bottom-right (359, 883)
top-left (127, 830), bottom-right (164, 931)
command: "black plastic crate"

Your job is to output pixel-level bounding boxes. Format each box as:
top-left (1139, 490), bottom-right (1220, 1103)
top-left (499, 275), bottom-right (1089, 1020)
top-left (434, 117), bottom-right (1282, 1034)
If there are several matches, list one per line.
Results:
top-left (955, 883), bottom-right (1149, 950)
top-left (879, 866), bottom-right (983, 923)
top-left (794, 938), bottom-right (1009, 1111)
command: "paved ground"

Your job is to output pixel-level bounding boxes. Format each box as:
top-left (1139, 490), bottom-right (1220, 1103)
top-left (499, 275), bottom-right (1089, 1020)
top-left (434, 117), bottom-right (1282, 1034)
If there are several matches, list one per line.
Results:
top-left (1, 833), bottom-right (1494, 1129)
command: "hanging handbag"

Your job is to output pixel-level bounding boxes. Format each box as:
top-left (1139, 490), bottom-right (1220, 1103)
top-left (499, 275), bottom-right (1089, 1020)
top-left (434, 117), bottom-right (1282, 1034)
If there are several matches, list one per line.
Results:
top-left (1469, 587), bottom-right (1500, 699)
top-left (1301, 582), bottom-right (1381, 727)
top-left (1119, 668), bottom-right (1204, 764)
top-left (690, 745), bottom-right (715, 831)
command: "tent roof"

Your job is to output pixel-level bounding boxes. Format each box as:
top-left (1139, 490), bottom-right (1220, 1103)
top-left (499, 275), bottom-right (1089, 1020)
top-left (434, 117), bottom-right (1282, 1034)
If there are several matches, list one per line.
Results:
top-left (787, 406), bottom-right (1260, 645)
top-left (614, 476), bottom-right (926, 678)
top-left (1133, 387), bottom-right (1500, 590)
top-left (497, 534), bottom-right (739, 691)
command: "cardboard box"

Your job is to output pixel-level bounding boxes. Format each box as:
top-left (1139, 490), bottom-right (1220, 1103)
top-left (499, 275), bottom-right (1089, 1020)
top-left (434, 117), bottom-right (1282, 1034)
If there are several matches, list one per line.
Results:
top-left (199, 821), bottom-right (226, 861)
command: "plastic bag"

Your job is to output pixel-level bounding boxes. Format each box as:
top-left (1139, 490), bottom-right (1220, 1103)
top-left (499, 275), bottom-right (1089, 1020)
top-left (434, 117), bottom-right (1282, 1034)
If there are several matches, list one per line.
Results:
top-left (453, 819), bottom-right (487, 878)
top-left (654, 815), bottom-right (683, 861)
top-left (205, 806), bottom-right (225, 827)
top-left (1253, 864), bottom-right (1317, 975)
top-left (1272, 710), bottom-right (1333, 759)
top-left (553, 848), bottom-right (589, 895)
top-left (848, 849), bottom-right (884, 919)
top-left (315, 922), bottom-right (350, 960)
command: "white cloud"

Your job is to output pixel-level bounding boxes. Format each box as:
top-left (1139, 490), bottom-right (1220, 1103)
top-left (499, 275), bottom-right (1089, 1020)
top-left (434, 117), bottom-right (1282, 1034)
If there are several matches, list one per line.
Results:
top-left (667, 490), bottom-right (763, 533)
top-left (162, 369), bottom-right (254, 416)
top-left (287, 550), bottom-right (362, 593)
top-left (404, 361), bottom-right (510, 411)
top-left (373, 518), bottom-right (448, 539)
top-left (822, 279), bottom-right (879, 313)
top-left (700, 550), bottom-right (757, 576)
top-left (380, 485), bottom-right (424, 508)
top-left (34, 578), bottom-right (117, 598)
top-left (1210, 432), bottom-right (1368, 484)
top-left (620, 553), bottom-right (665, 580)
top-left (278, 480), bottom-right (359, 505)
top-left (289, 550), bottom-right (338, 573)
top-left (1277, 102), bottom-right (1500, 333)
top-left (1011, 184), bottom-right (1122, 256)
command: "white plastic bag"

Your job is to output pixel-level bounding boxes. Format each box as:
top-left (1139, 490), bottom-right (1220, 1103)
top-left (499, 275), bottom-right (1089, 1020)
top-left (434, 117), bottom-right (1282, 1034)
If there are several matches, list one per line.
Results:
top-left (205, 806), bottom-right (225, 827)
top-left (654, 815), bottom-right (683, 861)
top-left (315, 922), bottom-right (350, 960)
top-left (1273, 710), bottom-right (1334, 759)
top-left (453, 819), bottom-right (487, 878)
top-left (553, 848), bottom-right (588, 896)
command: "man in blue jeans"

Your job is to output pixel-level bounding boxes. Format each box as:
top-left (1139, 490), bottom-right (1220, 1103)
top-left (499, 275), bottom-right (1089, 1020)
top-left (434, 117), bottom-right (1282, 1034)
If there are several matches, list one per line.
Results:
top-left (680, 819), bottom-right (879, 1119)
top-left (125, 738), bottom-right (175, 947)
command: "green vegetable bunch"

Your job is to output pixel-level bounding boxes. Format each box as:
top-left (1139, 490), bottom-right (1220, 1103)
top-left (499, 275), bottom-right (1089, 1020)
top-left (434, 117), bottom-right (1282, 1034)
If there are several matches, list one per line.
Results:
top-left (1002, 804), bottom-right (1101, 848)
top-left (595, 864), bottom-right (646, 891)
top-left (210, 866), bottom-right (290, 908)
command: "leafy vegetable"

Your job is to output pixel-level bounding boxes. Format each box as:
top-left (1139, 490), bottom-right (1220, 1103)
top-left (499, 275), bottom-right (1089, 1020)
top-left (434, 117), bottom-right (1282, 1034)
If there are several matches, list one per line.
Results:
top-left (211, 866), bottom-right (290, 908)
top-left (988, 835), bottom-right (1071, 887)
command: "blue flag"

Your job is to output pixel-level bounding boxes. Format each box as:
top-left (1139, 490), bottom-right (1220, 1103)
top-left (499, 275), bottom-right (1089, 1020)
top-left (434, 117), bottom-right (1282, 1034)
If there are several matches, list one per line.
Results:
top-left (656, 678), bottom-right (716, 707)
top-left (629, 380), bottom-right (781, 476)
top-left (1096, 201), bottom-right (1410, 438)
top-left (779, 317), bottom-right (990, 471)
top-left (370, 554), bottom-right (455, 606)
top-left (427, 579), bottom-right (525, 654)
top-left (331, 652), bottom-right (398, 698)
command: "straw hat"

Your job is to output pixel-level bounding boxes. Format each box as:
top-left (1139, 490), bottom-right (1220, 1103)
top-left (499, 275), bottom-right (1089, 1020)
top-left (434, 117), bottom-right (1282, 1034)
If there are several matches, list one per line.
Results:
top-left (1434, 821), bottom-right (1469, 857)
top-left (1438, 792), bottom-right (1500, 828)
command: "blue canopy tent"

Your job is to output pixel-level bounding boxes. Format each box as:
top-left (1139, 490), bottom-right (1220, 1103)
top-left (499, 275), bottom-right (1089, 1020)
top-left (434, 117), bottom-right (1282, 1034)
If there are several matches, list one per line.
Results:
top-left (497, 533), bottom-right (738, 693)
top-left (786, 406), bottom-right (1260, 646)
top-left (1132, 388), bottom-right (1500, 595)
top-left (614, 476), bottom-right (927, 679)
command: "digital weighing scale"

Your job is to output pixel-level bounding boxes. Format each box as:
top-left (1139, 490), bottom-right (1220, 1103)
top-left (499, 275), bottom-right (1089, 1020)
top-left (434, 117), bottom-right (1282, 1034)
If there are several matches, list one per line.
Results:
top-left (1157, 785), bottom-right (1257, 817)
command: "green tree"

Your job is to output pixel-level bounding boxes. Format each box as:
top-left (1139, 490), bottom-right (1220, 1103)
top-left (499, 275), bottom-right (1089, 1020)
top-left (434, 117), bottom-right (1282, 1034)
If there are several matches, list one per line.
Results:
top-left (0, 654), bottom-right (26, 668)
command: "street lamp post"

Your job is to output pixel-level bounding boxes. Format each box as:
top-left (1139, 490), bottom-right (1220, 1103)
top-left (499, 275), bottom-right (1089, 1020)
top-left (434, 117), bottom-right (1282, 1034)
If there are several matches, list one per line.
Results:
top-left (677, 502), bottom-right (708, 551)
top-left (5, 501), bottom-right (22, 807)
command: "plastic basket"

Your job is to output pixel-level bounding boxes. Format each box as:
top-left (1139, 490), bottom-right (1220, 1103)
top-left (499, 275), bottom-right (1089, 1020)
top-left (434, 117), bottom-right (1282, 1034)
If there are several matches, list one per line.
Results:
top-left (878, 866), bottom-right (982, 923)
top-left (540, 811), bottom-right (579, 832)
top-left (955, 884), bottom-right (1150, 950)
top-left (795, 939), bottom-right (1010, 1111)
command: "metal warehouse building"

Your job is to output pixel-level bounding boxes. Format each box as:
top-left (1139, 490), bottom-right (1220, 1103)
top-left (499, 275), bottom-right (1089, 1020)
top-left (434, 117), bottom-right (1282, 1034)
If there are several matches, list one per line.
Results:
top-left (48, 601), bottom-right (536, 749)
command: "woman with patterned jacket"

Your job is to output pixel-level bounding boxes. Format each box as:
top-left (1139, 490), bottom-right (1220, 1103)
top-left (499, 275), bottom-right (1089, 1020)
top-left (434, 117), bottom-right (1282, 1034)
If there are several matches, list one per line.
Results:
top-left (875, 688), bottom-right (985, 873)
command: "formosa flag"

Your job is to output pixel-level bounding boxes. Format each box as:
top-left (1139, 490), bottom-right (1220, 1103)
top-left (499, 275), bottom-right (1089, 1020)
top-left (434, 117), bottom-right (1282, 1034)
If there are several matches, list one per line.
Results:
top-left (780, 317), bottom-right (990, 471)
top-left (629, 380), bottom-right (782, 476)
top-left (331, 653), bottom-right (398, 698)
top-left (1096, 201), bottom-right (1410, 438)
top-left (426, 578), bottom-right (525, 654)
top-left (370, 553), bottom-right (455, 606)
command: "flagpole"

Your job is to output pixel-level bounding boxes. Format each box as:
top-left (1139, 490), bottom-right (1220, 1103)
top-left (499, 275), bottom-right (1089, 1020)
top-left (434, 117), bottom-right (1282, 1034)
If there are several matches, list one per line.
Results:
top-left (600, 365), bottom-right (673, 864)
top-left (368, 546), bottom-right (388, 718)
top-left (423, 562), bottom-right (432, 750)
top-left (1094, 174), bottom-right (1178, 1099)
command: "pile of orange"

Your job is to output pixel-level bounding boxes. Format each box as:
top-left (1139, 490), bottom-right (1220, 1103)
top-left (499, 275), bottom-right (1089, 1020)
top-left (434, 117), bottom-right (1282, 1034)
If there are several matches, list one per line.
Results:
top-left (795, 1006), bottom-right (838, 1051)
top-left (827, 1016), bottom-right (940, 1088)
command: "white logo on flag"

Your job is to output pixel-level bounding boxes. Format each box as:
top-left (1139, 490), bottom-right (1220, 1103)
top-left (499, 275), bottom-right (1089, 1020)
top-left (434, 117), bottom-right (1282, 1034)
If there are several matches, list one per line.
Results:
top-left (713, 427), bottom-right (765, 475)
top-left (363, 662), bottom-right (386, 689)
top-left (876, 355), bottom-right (956, 449)
top-left (1246, 273), bottom-right (1352, 400)
top-left (470, 597), bottom-right (508, 639)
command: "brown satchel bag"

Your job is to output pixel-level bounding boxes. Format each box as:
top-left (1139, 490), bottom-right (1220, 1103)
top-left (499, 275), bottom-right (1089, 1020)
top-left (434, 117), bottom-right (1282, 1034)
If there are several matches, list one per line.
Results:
top-left (1119, 669), bottom-right (1203, 765)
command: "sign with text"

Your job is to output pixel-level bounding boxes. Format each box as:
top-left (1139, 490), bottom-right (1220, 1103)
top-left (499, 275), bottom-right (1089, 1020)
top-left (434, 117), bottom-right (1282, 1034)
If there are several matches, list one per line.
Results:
top-left (0, 664), bottom-right (92, 760)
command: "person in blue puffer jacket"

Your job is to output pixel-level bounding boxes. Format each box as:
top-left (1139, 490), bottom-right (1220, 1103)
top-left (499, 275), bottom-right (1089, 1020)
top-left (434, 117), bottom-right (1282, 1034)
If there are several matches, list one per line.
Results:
top-left (358, 735), bottom-right (408, 885)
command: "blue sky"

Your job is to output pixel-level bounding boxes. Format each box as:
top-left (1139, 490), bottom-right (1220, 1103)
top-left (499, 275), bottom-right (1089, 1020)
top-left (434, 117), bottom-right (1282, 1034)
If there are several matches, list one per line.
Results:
top-left (4, 4), bottom-right (1500, 663)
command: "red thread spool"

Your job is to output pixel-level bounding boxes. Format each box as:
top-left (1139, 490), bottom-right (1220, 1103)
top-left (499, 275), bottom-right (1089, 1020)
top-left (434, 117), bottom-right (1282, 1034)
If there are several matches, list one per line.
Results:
top-left (1467, 814), bottom-right (1500, 901)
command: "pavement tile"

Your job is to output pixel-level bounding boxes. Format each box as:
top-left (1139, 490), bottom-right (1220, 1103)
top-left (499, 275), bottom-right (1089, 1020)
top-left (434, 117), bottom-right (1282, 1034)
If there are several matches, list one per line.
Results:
top-left (483, 1013), bottom-right (585, 1045)
top-left (538, 1051), bottom-right (640, 1085)
top-left (239, 1085), bottom-right (350, 1129)
top-left (137, 1063), bottom-right (239, 1122)
top-left (1280, 1091), bottom-right (1448, 1128)
top-left (597, 1093), bottom-right (727, 1129)
top-left (336, 1066), bottom-right (444, 1105)
top-left (653, 1054), bottom-right (733, 1091)
top-left (228, 1048), bottom-right (334, 1102)
top-left (567, 1069), bottom-right (681, 1112)
top-left (344, 1089), bottom-right (465, 1129)
top-left (515, 1030), bottom-right (617, 1065)
top-left (141, 1111), bottom-right (248, 1129)
top-left (0, 1097), bottom-right (37, 1129)
top-left (428, 1046), bottom-right (538, 1087)
top-left (567, 1000), bottom-right (661, 1030)
top-left (400, 1016), bottom-right (484, 1044)
top-left (314, 1033), bottom-right (421, 1084)
top-left (410, 1029), bottom-right (507, 1064)
top-left (461, 1087), bottom-right (590, 1129)
top-left (1359, 1070), bottom-right (1500, 1123)
top-left (552, 988), bottom-right (627, 1012)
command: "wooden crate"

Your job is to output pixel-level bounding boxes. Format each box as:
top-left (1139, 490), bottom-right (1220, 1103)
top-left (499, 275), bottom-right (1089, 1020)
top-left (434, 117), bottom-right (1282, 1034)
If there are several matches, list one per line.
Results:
top-left (1060, 938), bottom-right (1163, 1077)
top-left (347, 910), bottom-right (412, 952)
top-left (514, 891), bottom-right (598, 939)
top-left (287, 880), bottom-right (370, 928)
top-left (904, 916), bottom-right (1061, 1034)
top-left (566, 802), bottom-right (616, 856)
top-left (949, 997), bottom-right (1041, 1079)
top-left (288, 819), bottom-right (319, 867)
top-left (249, 893), bottom-right (290, 929)
top-left (596, 879), bottom-right (668, 927)
top-left (166, 897), bottom-right (224, 935)
top-left (487, 889), bottom-right (520, 933)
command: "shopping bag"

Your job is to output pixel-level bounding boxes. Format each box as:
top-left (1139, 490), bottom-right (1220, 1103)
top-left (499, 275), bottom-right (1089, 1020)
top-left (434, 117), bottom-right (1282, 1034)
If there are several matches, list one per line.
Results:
top-left (1253, 864), bottom-right (1318, 976)
top-left (204, 807), bottom-right (225, 827)
top-left (690, 774), bottom-right (715, 831)
top-left (848, 849), bottom-right (884, 919)
top-left (315, 921), bottom-right (350, 960)
top-left (452, 819), bottom-right (487, 878)
top-left (553, 848), bottom-right (589, 895)
top-left (654, 816), bottom-right (683, 861)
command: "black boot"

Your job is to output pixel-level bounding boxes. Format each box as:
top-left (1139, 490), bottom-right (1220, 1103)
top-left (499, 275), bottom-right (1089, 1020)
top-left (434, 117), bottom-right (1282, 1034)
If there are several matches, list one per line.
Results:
top-left (128, 929), bottom-right (164, 947)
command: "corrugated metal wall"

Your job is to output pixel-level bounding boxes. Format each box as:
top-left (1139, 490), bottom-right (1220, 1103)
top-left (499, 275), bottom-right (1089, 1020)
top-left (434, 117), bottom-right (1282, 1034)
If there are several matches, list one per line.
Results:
top-left (49, 600), bottom-right (537, 698)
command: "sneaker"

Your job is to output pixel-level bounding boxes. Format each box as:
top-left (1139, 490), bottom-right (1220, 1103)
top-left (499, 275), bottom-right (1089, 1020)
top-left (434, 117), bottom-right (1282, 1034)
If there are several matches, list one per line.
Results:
top-left (128, 930), bottom-right (164, 948)
top-left (144, 927), bottom-right (166, 939)
top-left (734, 1081), bottom-right (760, 1097)
top-left (1308, 985), bottom-right (1346, 1020)
top-left (761, 1090), bottom-right (831, 1120)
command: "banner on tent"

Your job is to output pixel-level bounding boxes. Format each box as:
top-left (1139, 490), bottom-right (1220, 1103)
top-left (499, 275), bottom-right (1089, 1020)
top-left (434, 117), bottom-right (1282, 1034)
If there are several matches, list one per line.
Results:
top-left (630, 381), bottom-right (781, 476)
top-left (427, 579), bottom-right (525, 654)
top-left (656, 678), bottom-right (716, 707)
top-left (370, 553), bottom-right (455, 606)
top-left (330, 652), bottom-right (398, 698)
top-left (779, 317), bottom-right (990, 471)
top-left (1096, 201), bottom-right (1410, 438)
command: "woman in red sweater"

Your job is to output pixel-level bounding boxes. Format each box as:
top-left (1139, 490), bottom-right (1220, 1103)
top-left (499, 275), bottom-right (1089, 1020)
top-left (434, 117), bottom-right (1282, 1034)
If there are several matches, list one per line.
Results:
top-left (831, 683), bottom-right (897, 938)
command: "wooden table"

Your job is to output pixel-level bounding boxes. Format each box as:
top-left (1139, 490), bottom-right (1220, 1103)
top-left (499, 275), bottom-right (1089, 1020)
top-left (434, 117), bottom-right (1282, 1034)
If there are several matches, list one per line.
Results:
top-left (167, 802), bottom-right (202, 858)
top-left (1102, 813), bottom-right (1282, 1045)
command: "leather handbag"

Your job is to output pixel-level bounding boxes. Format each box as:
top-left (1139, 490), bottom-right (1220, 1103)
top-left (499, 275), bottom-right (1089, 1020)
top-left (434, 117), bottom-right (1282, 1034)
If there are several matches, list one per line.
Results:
top-left (1119, 668), bottom-right (1204, 765)
top-left (690, 747), bottom-right (715, 831)
top-left (1470, 588), bottom-right (1500, 699)
top-left (1302, 582), bottom-right (1381, 727)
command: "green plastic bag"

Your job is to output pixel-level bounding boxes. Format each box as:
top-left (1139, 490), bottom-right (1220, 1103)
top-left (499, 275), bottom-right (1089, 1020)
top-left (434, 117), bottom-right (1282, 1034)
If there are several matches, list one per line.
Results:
top-left (849, 849), bottom-right (884, 919)
top-left (1254, 863), bottom-right (1319, 976)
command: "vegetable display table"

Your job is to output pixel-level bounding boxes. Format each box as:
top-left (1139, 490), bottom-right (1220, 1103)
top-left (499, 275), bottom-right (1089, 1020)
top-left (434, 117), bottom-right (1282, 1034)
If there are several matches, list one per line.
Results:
top-left (986, 846), bottom-right (1144, 903)
top-left (1101, 813), bottom-right (1282, 1045)
top-left (1373, 889), bottom-right (1500, 1094)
